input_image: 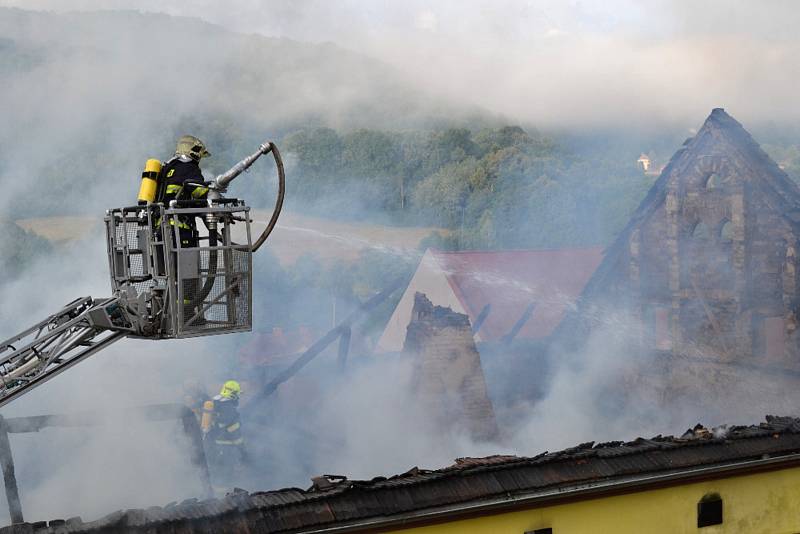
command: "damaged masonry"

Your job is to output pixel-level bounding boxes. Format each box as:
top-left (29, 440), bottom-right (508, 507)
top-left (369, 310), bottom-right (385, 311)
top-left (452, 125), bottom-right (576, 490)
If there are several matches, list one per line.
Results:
top-left (5, 0), bottom-right (800, 529)
top-left (403, 293), bottom-right (499, 442)
top-left (570, 108), bottom-right (800, 362)
top-left (557, 108), bottom-right (800, 417)
top-left (375, 109), bottom-right (800, 432)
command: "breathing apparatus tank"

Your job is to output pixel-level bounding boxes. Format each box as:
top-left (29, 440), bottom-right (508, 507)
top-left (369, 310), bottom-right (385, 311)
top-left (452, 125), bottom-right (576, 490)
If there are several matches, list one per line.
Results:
top-left (201, 399), bottom-right (215, 433)
top-left (137, 159), bottom-right (162, 204)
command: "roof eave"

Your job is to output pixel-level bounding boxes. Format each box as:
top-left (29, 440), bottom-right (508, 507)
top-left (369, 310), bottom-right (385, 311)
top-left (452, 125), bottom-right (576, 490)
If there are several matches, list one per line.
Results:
top-left (301, 453), bottom-right (800, 534)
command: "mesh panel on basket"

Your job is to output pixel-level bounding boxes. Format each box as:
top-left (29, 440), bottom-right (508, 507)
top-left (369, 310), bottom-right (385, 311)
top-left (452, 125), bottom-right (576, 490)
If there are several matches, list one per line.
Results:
top-left (113, 215), bottom-right (157, 294)
top-left (179, 247), bottom-right (251, 335)
top-left (108, 206), bottom-right (253, 338)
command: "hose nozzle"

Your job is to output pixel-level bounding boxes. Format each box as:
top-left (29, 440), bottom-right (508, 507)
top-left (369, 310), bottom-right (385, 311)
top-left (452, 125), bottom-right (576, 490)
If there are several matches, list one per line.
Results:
top-left (209, 141), bottom-right (274, 199)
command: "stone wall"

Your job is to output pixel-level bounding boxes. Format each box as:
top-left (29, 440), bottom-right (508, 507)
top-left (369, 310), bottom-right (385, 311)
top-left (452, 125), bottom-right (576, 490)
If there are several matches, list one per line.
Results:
top-left (404, 293), bottom-right (499, 442)
top-left (621, 132), bottom-right (800, 370)
top-left (563, 110), bottom-right (800, 417)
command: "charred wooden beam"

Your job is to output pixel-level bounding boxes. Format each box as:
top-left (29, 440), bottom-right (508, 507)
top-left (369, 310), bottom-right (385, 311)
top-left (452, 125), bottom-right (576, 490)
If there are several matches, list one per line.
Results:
top-left (0, 416), bottom-right (22, 524)
top-left (252, 278), bottom-right (405, 403)
top-left (0, 404), bottom-right (213, 510)
top-left (471, 304), bottom-right (491, 334)
top-left (337, 326), bottom-right (351, 372)
top-left (502, 303), bottom-right (536, 346)
top-left (179, 407), bottom-right (213, 499)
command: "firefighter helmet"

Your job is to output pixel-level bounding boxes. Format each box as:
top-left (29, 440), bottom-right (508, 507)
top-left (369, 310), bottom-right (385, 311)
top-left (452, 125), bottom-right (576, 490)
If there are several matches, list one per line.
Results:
top-left (175, 135), bottom-right (211, 161)
top-left (220, 380), bottom-right (241, 399)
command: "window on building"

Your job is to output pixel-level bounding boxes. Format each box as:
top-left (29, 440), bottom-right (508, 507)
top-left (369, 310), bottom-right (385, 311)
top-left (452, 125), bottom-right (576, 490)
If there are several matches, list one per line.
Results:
top-left (764, 316), bottom-right (785, 360)
top-left (698, 493), bottom-right (723, 527)
top-left (692, 221), bottom-right (711, 240)
top-left (525, 529), bottom-right (553, 534)
top-left (706, 173), bottom-right (720, 189)
top-left (654, 307), bottom-right (672, 350)
top-left (753, 315), bottom-right (785, 359)
top-left (719, 220), bottom-right (733, 243)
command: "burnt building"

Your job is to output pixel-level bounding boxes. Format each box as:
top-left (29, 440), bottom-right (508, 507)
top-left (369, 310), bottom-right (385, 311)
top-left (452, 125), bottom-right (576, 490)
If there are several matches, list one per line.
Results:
top-left (13, 416), bottom-right (800, 533)
top-left (562, 108), bottom-right (800, 413)
top-left (379, 248), bottom-right (603, 422)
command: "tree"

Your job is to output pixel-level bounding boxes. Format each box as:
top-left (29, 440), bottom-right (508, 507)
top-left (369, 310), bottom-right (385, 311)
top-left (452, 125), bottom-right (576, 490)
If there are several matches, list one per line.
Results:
top-left (283, 128), bottom-right (343, 175)
top-left (420, 128), bottom-right (479, 177)
top-left (341, 130), bottom-right (403, 210)
top-left (341, 130), bottom-right (400, 178)
top-left (412, 157), bottom-right (478, 228)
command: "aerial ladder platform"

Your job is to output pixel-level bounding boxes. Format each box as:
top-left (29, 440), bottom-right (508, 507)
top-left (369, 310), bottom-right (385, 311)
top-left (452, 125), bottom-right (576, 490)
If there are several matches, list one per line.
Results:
top-left (0, 141), bottom-right (285, 408)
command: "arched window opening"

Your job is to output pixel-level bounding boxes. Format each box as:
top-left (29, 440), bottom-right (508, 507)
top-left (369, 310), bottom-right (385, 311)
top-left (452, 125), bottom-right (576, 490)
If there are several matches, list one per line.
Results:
top-left (705, 173), bottom-right (720, 190)
top-left (691, 221), bottom-right (711, 240)
top-left (652, 307), bottom-right (671, 351)
top-left (720, 220), bottom-right (734, 243)
top-left (698, 493), bottom-right (723, 527)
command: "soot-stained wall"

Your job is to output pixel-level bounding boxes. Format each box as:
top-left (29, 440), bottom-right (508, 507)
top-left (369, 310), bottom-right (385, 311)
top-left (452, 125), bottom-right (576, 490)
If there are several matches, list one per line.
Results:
top-left (403, 293), bottom-right (499, 441)
top-left (571, 109), bottom-right (800, 380)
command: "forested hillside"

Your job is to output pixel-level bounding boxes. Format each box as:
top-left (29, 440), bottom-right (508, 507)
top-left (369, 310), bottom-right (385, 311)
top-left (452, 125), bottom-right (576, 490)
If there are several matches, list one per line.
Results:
top-left (281, 125), bottom-right (655, 249)
top-left (0, 8), bottom-right (489, 219)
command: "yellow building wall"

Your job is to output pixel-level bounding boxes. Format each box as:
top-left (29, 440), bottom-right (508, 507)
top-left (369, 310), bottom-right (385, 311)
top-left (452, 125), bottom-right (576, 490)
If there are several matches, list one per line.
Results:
top-left (392, 467), bottom-right (800, 534)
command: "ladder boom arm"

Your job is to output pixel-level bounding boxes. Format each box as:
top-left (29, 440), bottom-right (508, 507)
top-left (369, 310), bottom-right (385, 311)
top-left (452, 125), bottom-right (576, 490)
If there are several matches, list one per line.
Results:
top-left (0, 297), bottom-right (129, 408)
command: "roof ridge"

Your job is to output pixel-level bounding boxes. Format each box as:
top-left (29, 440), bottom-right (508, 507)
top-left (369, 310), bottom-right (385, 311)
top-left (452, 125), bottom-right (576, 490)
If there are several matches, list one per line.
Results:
top-left (697, 108), bottom-right (800, 206)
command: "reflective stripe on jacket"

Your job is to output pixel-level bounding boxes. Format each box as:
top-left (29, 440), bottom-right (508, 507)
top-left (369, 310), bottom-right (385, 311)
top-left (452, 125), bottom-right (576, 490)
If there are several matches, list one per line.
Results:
top-left (159, 158), bottom-right (208, 203)
top-left (210, 395), bottom-right (243, 446)
top-left (157, 157), bottom-right (208, 231)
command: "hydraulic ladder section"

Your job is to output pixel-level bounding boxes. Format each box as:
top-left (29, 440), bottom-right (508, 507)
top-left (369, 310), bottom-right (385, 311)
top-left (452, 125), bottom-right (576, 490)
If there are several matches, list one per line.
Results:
top-left (0, 297), bottom-right (129, 408)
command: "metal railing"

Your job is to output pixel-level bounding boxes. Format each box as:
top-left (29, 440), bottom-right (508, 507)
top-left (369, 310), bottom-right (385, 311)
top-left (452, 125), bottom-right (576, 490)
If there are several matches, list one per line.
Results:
top-left (104, 201), bottom-right (253, 339)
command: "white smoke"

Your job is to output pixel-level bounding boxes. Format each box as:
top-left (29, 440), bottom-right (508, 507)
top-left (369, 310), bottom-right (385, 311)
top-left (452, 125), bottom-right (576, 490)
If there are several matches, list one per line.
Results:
top-left (2, 1), bottom-right (800, 127)
top-left (0, 1), bottom-right (796, 526)
top-left (0, 228), bottom-right (238, 523)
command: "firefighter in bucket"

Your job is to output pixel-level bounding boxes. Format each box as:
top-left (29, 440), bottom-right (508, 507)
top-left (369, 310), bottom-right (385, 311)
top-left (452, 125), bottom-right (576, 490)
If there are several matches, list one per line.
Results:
top-left (139, 135), bottom-right (212, 327)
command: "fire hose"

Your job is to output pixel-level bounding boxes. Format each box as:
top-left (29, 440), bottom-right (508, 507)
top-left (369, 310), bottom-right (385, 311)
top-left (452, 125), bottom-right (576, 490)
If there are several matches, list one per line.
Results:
top-left (189, 141), bottom-right (286, 310)
top-left (251, 142), bottom-right (285, 253)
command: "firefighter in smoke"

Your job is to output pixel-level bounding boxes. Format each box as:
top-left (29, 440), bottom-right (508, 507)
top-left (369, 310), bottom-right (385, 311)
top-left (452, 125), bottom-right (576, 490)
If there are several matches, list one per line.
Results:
top-left (157, 135), bottom-right (211, 324)
top-left (202, 380), bottom-right (246, 476)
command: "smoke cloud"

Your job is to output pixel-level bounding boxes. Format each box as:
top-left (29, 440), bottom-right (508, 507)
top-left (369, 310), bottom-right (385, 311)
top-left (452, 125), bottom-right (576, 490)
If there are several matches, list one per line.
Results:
top-left (0, 0), bottom-right (796, 526)
top-left (0, 230), bottom-right (220, 523)
top-left (2, 1), bottom-right (800, 128)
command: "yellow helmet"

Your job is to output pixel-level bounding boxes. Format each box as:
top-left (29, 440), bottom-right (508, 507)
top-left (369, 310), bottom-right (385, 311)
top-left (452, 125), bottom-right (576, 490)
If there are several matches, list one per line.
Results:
top-left (220, 380), bottom-right (241, 399)
top-left (175, 135), bottom-right (211, 161)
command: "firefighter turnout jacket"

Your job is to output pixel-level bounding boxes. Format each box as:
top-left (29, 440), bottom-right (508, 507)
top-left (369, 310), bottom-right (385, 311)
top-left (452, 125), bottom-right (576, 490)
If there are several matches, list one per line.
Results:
top-left (161, 156), bottom-right (209, 202)
top-left (205, 394), bottom-right (243, 447)
top-left (158, 156), bottom-right (210, 231)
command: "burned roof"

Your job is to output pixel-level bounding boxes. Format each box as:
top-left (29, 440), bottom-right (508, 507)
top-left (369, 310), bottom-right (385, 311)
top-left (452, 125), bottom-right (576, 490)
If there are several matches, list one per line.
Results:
top-left (15, 415), bottom-right (800, 534)
top-left (434, 248), bottom-right (604, 341)
top-left (378, 247), bottom-right (604, 352)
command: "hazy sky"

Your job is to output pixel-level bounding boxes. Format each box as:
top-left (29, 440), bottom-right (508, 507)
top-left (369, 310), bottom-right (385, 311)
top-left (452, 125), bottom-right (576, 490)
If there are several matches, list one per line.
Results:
top-left (2, 1), bottom-right (799, 127)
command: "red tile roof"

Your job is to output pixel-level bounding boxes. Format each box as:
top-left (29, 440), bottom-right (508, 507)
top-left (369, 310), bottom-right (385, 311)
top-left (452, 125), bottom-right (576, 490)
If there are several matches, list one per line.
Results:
top-left (432, 248), bottom-right (604, 341)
